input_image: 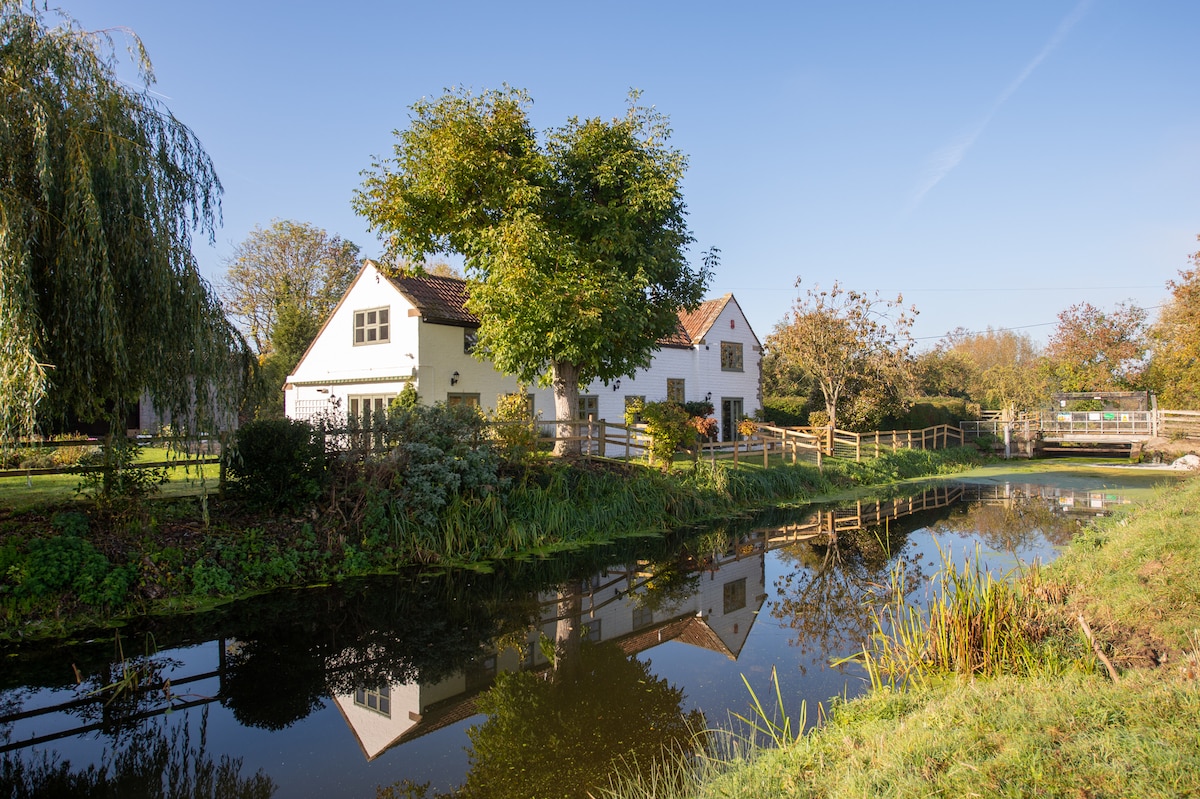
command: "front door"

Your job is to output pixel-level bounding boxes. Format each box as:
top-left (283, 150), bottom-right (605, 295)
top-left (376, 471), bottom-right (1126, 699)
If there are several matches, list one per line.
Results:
top-left (721, 398), bottom-right (744, 442)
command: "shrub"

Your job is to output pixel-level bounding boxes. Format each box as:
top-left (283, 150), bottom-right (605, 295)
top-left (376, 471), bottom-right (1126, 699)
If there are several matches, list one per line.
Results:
top-left (226, 418), bottom-right (329, 510)
top-left (490, 392), bottom-right (540, 465)
top-left (882, 397), bottom-right (981, 430)
top-left (627, 399), bottom-right (692, 469)
top-left (760, 396), bottom-right (814, 427)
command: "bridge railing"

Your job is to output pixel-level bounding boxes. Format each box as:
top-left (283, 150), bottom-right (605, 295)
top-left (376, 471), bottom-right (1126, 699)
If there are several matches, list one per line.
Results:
top-left (1040, 410), bottom-right (1154, 437)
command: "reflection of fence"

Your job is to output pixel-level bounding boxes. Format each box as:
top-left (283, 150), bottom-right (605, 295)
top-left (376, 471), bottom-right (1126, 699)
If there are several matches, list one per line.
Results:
top-left (0, 640), bottom-right (227, 755)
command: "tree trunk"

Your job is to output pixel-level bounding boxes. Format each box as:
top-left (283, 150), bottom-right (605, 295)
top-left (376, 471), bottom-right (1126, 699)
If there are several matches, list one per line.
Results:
top-left (552, 360), bottom-right (581, 457)
top-left (553, 583), bottom-right (583, 680)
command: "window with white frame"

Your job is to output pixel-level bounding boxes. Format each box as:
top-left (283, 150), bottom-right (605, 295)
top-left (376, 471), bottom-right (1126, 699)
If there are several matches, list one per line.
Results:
top-left (353, 307), bottom-right (390, 345)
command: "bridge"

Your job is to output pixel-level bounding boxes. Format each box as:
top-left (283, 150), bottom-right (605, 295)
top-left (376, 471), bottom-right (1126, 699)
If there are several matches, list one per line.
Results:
top-left (961, 409), bottom-right (1200, 455)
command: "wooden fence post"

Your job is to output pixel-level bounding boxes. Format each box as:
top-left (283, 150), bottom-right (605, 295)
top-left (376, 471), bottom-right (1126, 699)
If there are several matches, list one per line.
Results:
top-left (763, 435), bottom-right (769, 468)
top-left (598, 418), bottom-right (606, 458)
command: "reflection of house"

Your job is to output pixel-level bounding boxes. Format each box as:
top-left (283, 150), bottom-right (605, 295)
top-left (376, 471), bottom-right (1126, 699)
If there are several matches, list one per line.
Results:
top-left (285, 262), bottom-right (762, 441)
top-left (332, 552), bottom-right (767, 761)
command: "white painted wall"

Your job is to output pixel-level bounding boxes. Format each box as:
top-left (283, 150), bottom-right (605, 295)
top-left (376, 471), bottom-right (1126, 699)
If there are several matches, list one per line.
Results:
top-left (287, 262), bottom-right (762, 439)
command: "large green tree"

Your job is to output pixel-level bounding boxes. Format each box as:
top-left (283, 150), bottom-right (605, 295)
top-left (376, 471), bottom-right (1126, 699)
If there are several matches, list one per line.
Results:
top-left (1146, 242), bottom-right (1200, 408)
top-left (354, 87), bottom-right (712, 455)
top-left (0, 3), bottom-right (248, 440)
top-left (765, 281), bottom-right (916, 431)
top-left (221, 219), bottom-right (360, 355)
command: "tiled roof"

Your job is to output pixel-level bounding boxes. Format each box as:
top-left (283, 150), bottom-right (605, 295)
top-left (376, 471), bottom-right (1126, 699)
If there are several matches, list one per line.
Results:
top-left (387, 273), bottom-right (479, 327)
top-left (678, 295), bottom-right (730, 343)
top-left (389, 271), bottom-right (724, 348)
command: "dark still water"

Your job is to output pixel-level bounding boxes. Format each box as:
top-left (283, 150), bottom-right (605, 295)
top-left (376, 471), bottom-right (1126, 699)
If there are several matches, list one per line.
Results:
top-left (0, 467), bottom-right (1179, 798)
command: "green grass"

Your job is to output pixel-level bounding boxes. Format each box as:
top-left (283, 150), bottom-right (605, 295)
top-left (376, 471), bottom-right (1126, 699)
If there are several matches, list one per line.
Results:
top-left (0, 459), bottom-right (220, 510)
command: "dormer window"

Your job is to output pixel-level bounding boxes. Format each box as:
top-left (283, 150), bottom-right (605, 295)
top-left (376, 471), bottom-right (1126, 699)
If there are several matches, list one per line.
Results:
top-left (354, 307), bottom-right (389, 345)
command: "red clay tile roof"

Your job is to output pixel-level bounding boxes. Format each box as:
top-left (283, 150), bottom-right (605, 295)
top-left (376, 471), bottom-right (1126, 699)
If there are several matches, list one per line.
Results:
top-left (387, 273), bottom-right (479, 327)
top-left (389, 272), bottom-right (725, 348)
top-left (678, 295), bottom-right (730, 343)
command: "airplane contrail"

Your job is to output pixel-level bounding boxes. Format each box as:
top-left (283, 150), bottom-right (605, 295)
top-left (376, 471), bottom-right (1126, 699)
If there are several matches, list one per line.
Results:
top-left (907, 0), bottom-right (1093, 212)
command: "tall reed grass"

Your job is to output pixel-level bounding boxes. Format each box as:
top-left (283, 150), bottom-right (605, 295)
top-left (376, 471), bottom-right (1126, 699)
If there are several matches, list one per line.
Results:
top-left (850, 544), bottom-right (1087, 689)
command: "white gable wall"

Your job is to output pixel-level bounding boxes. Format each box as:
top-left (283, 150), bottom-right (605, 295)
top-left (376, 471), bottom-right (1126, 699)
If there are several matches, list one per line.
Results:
top-left (286, 263), bottom-right (420, 421)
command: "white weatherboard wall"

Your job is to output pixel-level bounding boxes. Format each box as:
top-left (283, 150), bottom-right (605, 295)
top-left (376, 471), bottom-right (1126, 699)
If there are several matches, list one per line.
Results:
top-left (287, 262), bottom-right (762, 439)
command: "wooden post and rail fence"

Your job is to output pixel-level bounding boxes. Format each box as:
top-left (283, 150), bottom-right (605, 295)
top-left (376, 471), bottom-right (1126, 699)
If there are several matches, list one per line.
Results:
top-left (5, 410), bottom-right (1198, 484)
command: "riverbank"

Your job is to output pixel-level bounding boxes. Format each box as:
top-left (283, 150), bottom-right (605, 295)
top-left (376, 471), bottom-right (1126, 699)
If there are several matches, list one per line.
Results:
top-left (0, 446), bottom-right (989, 641)
top-left (624, 473), bottom-right (1200, 799)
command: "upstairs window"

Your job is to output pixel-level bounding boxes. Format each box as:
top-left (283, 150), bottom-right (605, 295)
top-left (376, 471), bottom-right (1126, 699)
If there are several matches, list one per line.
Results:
top-left (464, 328), bottom-right (478, 354)
top-left (354, 307), bottom-right (389, 345)
top-left (720, 341), bottom-right (744, 372)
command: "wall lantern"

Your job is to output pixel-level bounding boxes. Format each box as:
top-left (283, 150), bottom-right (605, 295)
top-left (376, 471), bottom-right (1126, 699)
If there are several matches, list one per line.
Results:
top-left (612, 380), bottom-right (621, 391)
top-left (705, 392), bottom-right (712, 403)
top-left (450, 371), bottom-right (460, 386)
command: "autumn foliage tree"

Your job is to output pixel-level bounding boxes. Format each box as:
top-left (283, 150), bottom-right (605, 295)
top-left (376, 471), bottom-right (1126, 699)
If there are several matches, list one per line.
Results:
top-left (354, 87), bottom-right (711, 455)
top-left (766, 281), bottom-right (916, 431)
top-left (1044, 301), bottom-right (1148, 392)
top-left (222, 219), bottom-right (360, 355)
top-left (1147, 243), bottom-right (1200, 407)
top-left (222, 220), bottom-right (360, 418)
top-left (915, 327), bottom-right (1048, 411)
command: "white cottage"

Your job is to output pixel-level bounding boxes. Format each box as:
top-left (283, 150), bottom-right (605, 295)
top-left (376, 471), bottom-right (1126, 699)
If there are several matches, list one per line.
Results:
top-left (285, 261), bottom-right (762, 441)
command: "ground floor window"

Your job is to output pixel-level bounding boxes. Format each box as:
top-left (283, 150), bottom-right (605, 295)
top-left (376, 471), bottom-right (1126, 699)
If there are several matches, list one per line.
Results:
top-left (447, 393), bottom-right (481, 407)
top-left (667, 378), bottom-right (685, 404)
top-left (577, 395), bottom-right (599, 420)
top-left (348, 394), bottom-right (393, 425)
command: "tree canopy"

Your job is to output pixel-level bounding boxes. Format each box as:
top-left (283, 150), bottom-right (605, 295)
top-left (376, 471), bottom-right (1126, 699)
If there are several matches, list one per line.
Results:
top-left (915, 327), bottom-right (1049, 411)
top-left (1147, 242), bottom-right (1200, 408)
top-left (0, 2), bottom-right (248, 439)
top-left (354, 87), bottom-right (711, 454)
top-left (765, 281), bottom-right (915, 431)
top-left (1044, 301), bottom-right (1148, 392)
top-left (221, 219), bottom-right (360, 355)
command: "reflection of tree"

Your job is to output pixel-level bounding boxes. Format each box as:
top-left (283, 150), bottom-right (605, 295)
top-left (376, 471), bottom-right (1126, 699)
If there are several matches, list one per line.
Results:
top-left (458, 641), bottom-right (703, 799)
top-left (0, 708), bottom-right (274, 797)
top-left (929, 499), bottom-right (1081, 551)
top-left (771, 525), bottom-right (923, 669)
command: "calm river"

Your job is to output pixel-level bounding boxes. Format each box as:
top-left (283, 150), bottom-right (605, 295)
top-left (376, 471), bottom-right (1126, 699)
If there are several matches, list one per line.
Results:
top-left (0, 464), bottom-right (1182, 798)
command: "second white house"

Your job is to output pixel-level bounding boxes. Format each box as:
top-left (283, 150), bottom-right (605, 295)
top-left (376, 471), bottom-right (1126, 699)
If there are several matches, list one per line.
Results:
top-left (285, 262), bottom-right (762, 441)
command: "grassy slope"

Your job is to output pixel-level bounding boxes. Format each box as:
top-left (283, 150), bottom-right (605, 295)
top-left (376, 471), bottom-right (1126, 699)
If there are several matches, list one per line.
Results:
top-left (687, 476), bottom-right (1200, 799)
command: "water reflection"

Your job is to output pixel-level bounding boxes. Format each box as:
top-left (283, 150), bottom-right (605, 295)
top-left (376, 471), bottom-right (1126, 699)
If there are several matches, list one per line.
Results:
top-left (0, 478), bottom-right (1155, 798)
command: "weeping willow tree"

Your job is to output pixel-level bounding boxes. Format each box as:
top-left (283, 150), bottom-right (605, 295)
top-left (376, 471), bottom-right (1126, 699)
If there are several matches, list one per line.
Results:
top-left (0, 2), bottom-right (249, 442)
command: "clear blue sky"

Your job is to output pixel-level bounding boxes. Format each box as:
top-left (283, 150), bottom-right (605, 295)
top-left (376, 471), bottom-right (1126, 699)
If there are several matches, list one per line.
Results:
top-left (69, 1), bottom-right (1200, 346)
